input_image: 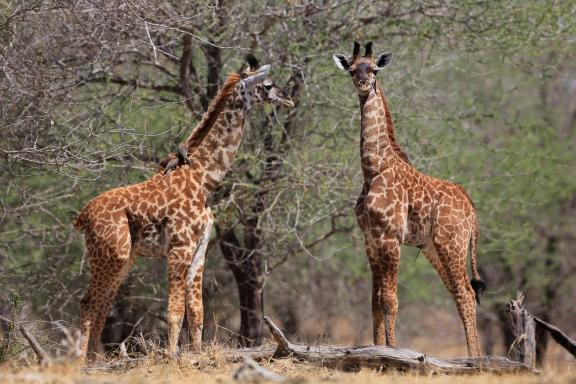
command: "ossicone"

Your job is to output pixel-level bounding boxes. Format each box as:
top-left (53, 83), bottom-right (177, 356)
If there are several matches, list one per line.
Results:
top-left (364, 41), bottom-right (373, 57)
top-left (352, 41), bottom-right (360, 58)
top-left (246, 54), bottom-right (259, 70)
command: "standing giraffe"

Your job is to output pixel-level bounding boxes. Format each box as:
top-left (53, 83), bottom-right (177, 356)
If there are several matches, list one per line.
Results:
top-left (332, 42), bottom-right (486, 356)
top-left (74, 57), bottom-right (294, 362)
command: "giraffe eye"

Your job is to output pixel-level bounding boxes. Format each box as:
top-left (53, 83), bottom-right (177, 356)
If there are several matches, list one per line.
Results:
top-left (264, 83), bottom-right (273, 90)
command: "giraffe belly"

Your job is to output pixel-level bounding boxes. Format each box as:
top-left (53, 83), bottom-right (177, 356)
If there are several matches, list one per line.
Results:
top-left (131, 223), bottom-right (169, 258)
top-left (403, 217), bottom-right (432, 247)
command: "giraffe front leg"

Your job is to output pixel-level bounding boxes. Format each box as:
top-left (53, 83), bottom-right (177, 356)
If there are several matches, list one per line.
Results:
top-left (167, 245), bottom-right (196, 357)
top-left (375, 237), bottom-right (401, 347)
top-left (185, 215), bottom-right (213, 353)
top-left (367, 249), bottom-right (386, 345)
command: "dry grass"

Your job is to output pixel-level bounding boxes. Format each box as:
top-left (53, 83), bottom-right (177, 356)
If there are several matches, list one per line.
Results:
top-left (1, 344), bottom-right (575, 384)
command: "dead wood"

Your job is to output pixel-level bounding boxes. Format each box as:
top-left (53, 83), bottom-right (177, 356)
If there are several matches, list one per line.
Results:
top-left (532, 315), bottom-right (576, 358)
top-left (233, 357), bottom-right (288, 382)
top-left (507, 292), bottom-right (576, 361)
top-left (220, 346), bottom-right (278, 362)
top-left (263, 316), bottom-right (537, 375)
top-left (18, 324), bottom-right (51, 366)
top-left (0, 315), bottom-right (50, 366)
top-left (506, 292), bottom-right (537, 367)
top-left (82, 357), bottom-right (147, 373)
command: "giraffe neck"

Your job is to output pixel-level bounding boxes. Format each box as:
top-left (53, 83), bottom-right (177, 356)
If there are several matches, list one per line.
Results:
top-left (188, 85), bottom-right (248, 193)
top-left (359, 83), bottom-right (400, 180)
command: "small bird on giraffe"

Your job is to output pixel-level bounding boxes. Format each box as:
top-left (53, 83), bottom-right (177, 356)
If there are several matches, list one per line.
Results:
top-left (163, 145), bottom-right (191, 175)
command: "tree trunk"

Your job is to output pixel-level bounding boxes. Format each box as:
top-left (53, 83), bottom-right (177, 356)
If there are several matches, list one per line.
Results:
top-left (238, 275), bottom-right (264, 347)
top-left (534, 235), bottom-right (560, 365)
top-left (218, 226), bottom-right (265, 347)
top-left (215, 66), bottom-right (303, 347)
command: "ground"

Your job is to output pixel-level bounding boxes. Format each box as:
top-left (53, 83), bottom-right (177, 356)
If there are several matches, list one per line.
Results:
top-left (1, 344), bottom-right (575, 384)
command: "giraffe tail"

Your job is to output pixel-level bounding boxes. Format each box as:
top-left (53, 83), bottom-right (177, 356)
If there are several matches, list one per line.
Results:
top-left (74, 206), bottom-right (90, 231)
top-left (469, 223), bottom-right (486, 304)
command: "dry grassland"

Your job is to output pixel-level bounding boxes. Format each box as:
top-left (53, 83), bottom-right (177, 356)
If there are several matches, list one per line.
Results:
top-left (1, 344), bottom-right (575, 384)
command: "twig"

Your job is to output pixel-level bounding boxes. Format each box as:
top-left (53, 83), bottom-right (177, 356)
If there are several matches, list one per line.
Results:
top-left (19, 326), bottom-right (51, 365)
top-left (262, 316), bottom-right (291, 354)
top-left (144, 21), bottom-right (158, 64)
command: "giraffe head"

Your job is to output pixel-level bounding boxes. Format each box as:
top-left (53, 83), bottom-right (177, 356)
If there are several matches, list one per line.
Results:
top-left (332, 41), bottom-right (392, 96)
top-left (239, 55), bottom-right (294, 109)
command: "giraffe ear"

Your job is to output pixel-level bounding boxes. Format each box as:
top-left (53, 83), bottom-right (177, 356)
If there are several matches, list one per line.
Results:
top-left (332, 54), bottom-right (350, 71)
top-left (242, 64), bottom-right (270, 87)
top-left (376, 52), bottom-right (393, 70)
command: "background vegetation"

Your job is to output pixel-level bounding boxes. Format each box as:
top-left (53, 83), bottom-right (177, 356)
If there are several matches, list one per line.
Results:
top-left (1, 0), bottom-right (575, 365)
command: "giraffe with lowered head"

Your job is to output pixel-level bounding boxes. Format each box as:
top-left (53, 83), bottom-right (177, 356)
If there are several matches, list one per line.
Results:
top-left (333, 42), bottom-right (486, 356)
top-left (74, 56), bottom-right (293, 363)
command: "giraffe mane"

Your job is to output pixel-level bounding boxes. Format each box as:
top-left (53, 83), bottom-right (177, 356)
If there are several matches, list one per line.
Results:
top-left (376, 83), bottom-right (412, 165)
top-left (158, 73), bottom-right (241, 169)
top-left (185, 73), bottom-right (241, 149)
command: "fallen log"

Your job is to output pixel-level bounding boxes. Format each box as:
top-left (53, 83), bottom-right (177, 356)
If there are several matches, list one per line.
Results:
top-left (220, 345), bottom-right (278, 362)
top-left (263, 316), bottom-right (537, 375)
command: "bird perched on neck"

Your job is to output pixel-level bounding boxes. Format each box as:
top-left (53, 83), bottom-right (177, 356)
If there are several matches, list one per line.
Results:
top-left (164, 144), bottom-right (191, 175)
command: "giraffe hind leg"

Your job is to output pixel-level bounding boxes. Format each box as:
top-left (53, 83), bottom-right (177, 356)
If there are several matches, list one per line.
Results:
top-left (432, 239), bottom-right (482, 357)
top-left (87, 252), bottom-right (136, 359)
top-left (80, 219), bottom-right (133, 363)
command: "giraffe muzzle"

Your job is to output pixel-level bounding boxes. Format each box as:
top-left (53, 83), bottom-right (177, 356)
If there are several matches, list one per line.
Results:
top-left (281, 98), bottom-right (295, 108)
top-left (358, 80), bottom-right (371, 91)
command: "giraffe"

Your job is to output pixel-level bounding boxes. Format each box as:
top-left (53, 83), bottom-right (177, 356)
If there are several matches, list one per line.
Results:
top-left (74, 56), bottom-right (294, 363)
top-left (333, 42), bottom-right (486, 357)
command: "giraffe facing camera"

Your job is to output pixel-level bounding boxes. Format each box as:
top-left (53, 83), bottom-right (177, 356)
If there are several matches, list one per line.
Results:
top-left (333, 41), bottom-right (486, 357)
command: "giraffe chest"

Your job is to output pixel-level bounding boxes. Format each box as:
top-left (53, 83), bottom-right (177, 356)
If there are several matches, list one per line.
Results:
top-left (356, 181), bottom-right (434, 246)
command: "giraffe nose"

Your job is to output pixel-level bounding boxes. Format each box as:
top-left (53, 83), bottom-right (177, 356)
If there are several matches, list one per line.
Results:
top-left (359, 80), bottom-right (369, 87)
